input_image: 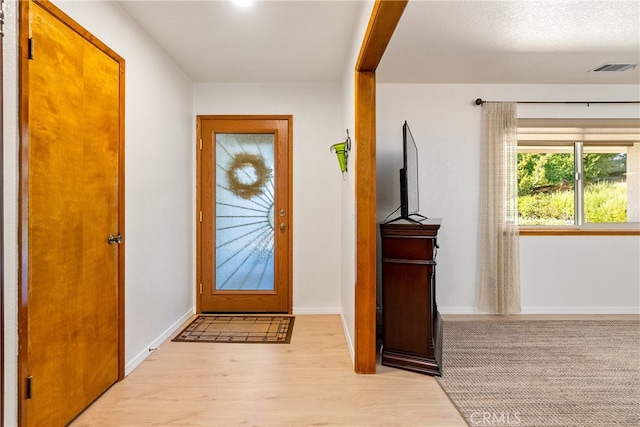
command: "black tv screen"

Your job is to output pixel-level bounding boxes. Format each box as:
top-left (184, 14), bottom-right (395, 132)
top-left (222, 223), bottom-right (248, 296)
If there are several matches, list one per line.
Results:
top-left (400, 121), bottom-right (420, 219)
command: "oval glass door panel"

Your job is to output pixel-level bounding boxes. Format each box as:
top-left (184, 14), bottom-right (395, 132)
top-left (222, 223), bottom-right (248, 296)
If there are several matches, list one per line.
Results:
top-left (215, 133), bottom-right (275, 291)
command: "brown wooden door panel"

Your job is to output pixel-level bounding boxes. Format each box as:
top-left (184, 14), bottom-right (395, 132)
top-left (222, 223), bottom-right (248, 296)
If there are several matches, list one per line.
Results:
top-left (21, 2), bottom-right (124, 425)
top-left (198, 116), bottom-right (292, 313)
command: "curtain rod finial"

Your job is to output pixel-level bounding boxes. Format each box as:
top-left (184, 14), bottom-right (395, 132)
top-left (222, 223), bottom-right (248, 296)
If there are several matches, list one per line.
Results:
top-left (475, 98), bottom-right (484, 106)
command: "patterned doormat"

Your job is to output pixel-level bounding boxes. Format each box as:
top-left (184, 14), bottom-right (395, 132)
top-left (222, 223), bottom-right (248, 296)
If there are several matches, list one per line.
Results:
top-left (172, 315), bottom-right (294, 343)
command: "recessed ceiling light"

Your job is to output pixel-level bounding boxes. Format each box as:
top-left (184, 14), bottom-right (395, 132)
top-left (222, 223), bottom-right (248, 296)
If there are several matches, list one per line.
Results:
top-left (232, 0), bottom-right (254, 7)
top-left (589, 63), bottom-right (638, 72)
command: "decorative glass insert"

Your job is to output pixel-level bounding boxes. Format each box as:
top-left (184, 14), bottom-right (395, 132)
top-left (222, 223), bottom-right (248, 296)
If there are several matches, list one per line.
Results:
top-left (215, 133), bottom-right (275, 291)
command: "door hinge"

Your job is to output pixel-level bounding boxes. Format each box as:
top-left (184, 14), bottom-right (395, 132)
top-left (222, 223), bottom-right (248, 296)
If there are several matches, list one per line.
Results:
top-left (199, 211), bottom-right (203, 223)
top-left (28, 37), bottom-right (34, 60)
top-left (26, 376), bottom-right (33, 399)
top-left (199, 283), bottom-right (203, 295)
top-left (199, 139), bottom-right (202, 150)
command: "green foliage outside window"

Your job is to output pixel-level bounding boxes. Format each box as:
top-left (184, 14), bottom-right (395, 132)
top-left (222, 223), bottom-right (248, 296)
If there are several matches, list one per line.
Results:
top-left (584, 182), bottom-right (627, 222)
top-left (518, 153), bottom-right (574, 196)
top-left (517, 152), bottom-right (627, 224)
top-left (518, 190), bottom-right (574, 225)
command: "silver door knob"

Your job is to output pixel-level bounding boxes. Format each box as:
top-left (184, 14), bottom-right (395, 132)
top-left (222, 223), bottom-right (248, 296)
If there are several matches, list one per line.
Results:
top-left (108, 233), bottom-right (123, 245)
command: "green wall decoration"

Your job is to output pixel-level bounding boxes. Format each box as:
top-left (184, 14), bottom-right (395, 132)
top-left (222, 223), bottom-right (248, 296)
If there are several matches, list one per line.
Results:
top-left (330, 129), bottom-right (351, 179)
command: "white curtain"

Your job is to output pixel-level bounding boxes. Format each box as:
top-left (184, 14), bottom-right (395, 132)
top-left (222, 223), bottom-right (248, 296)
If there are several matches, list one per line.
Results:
top-left (478, 102), bottom-right (521, 315)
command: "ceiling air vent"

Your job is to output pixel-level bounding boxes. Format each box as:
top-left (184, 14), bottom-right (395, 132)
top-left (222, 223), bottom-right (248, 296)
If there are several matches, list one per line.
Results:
top-left (589, 63), bottom-right (638, 72)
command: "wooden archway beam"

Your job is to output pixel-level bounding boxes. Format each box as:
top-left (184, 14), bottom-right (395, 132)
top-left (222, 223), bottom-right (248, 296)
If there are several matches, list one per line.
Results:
top-left (354, 0), bottom-right (407, 374)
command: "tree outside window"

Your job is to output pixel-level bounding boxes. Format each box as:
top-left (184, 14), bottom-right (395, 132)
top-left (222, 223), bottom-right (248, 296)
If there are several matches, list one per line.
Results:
top-left (516, 119), bottom-right (640, 227)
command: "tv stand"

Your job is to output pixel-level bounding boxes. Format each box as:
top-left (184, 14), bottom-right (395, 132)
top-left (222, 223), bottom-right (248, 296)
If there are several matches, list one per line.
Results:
top-left (380, 219), bottom-right (442, 376)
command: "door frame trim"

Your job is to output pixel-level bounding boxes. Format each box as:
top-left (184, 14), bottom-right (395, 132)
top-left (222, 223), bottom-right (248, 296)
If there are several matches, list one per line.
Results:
top-left (18, 1), bottom-right (126, 423)
top-left (196, 115), bottom-right (293, 314)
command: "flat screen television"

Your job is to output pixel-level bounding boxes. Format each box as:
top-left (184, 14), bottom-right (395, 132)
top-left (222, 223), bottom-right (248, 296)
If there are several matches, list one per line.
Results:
top-left (386, 121), bottom-right (427, 224)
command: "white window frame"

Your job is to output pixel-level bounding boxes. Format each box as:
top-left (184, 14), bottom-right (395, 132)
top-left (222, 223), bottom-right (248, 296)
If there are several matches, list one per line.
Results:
top-left (517, 119), bottom-right (640, 236)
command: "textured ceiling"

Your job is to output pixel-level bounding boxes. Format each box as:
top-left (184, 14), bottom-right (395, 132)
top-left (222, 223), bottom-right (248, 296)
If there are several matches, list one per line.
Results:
top-left (118, 0), bottom-right (640, 85)
top-left (377, 0), bottom-right (640, 84)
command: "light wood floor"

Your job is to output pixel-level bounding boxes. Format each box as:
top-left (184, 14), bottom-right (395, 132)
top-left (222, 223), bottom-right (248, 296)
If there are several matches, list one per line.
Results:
top-left (71, 315), bottom-right (467, 427)
top-left (72, 314), bottom-right (637, 426)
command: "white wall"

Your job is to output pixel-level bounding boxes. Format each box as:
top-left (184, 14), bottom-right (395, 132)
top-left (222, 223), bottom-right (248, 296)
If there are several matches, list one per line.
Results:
top-left (3, 2), bottom-right (195, 424)
top-left (377, 84), bottom-right (640, 314)
top-left (194, 83), bottom-right (344, 314)
top-left (520, 236), bottom-right (639, 312)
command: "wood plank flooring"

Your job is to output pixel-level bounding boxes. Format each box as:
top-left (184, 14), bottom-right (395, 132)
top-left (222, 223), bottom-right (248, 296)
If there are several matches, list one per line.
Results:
top-left (71, 315), bottom-right (466, 426)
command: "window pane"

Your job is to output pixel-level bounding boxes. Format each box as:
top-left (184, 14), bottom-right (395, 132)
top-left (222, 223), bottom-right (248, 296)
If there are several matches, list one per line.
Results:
top-left (517, 151), bottom-right (575, 225)
top-left (215, 133), bottom-right (275, 291)
top-left (517, 119), bottom-right (640, 227)
top-left (584, 143), bottom-right (639, 223)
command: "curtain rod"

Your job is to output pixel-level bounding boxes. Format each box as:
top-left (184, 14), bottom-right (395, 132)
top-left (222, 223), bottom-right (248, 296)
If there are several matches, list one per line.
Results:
top-left (474, 98), bottom-right (640, 106)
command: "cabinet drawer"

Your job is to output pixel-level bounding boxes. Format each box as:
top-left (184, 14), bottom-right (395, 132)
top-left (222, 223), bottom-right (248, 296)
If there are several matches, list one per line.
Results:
top-left (381, 236), bottom-right (436, 261)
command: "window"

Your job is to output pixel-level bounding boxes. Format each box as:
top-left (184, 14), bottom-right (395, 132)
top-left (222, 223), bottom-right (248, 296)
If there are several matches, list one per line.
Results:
top-left (517, 119), bottom-right (640, 229)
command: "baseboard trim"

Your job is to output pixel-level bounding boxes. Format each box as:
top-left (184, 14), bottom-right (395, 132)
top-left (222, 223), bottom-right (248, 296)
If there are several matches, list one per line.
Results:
top-left (125, 308), bottom-right (195, 376)
top-left (292, 307), bottom-right (341, 315)
top-left (521, 307), bottom-right (640, 315)
top-left (339, 311), bottom-right (355, 365)
top-left (439, 307), bottom-right (477, 315)
top-left (439, 307), bottom-right (640, 315)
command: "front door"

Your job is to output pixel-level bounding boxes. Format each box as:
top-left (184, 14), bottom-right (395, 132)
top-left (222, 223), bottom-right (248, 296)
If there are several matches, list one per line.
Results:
top-left (20, 1), bottom-right (125, 425)
top-left (198, 116), bottom-right (292, 313)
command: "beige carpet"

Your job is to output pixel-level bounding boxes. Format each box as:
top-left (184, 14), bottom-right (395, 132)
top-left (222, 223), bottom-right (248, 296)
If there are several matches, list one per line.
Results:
top-left (436, 319), bottom-right (640, 427)
top-left (173, 315), bottom-right (294, 343)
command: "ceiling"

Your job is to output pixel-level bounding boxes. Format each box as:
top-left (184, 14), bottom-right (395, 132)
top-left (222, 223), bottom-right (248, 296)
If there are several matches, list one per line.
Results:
top-left (117, 0), bottom-right (364, 82)
top-left (117, 0), bottom-right (640, 85)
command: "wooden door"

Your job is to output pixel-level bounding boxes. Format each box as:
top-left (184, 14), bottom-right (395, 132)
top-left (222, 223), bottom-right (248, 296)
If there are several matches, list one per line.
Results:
top-left (197, 116), bottom-right (292, 313)
top-left (19, 2), bottom-right (125, 426)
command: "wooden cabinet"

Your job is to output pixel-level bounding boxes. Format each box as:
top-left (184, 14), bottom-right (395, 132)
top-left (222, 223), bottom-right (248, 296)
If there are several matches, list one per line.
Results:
top-left (380, 219), bottom-right (442, 376)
